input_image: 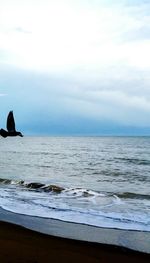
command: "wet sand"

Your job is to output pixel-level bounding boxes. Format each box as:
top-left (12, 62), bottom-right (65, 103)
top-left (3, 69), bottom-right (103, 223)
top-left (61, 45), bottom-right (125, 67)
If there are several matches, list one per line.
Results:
top-left (0, 221), bottom-right (149, 263)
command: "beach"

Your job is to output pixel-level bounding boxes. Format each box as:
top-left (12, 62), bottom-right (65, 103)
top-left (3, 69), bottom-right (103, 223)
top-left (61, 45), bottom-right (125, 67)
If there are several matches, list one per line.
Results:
top-left (0, 207), bottom-right (150, 263)
top-left (0, 220), bottom-right (150, 263)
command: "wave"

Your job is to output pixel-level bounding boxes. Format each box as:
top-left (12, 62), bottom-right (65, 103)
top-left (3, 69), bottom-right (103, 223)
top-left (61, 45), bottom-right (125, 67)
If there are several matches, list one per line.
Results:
top-left (0, 178), bottom-right (105, 198)
top-left (0, 188), bottom-right (149, 232)
top-left (0, 178), bottom-right (64, 193)
top-left (115, 157), bottom-right (150, 165)
top-left (0, 177), bottom-right (150, 201)
top-left (0, 177), bottom-right (150, 231)
top-left (117, 192), bottom-right (150, 200)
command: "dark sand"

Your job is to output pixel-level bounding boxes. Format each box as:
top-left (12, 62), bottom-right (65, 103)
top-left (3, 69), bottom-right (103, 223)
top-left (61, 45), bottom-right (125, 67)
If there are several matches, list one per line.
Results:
top-left (0, 221), bottom-right (149, 263)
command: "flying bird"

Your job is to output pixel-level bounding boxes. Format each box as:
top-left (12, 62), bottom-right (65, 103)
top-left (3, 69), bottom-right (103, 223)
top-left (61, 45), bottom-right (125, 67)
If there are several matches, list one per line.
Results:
top-left (0, 111), bottom-right (23, 138)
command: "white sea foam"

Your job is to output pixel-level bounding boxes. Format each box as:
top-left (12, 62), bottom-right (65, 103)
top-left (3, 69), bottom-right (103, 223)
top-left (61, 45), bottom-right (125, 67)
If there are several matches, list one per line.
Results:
top-left (0, 185), bottom-right (150, 231)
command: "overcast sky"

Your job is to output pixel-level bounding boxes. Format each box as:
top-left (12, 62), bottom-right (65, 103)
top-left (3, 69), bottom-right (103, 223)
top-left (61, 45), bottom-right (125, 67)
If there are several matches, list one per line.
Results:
top-left (0, 0), bottom-right (150, 135)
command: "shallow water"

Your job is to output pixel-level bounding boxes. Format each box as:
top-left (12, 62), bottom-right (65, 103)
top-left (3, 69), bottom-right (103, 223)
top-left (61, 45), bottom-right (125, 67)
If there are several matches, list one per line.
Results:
top-left (0, 136), bottom-right (150, 231)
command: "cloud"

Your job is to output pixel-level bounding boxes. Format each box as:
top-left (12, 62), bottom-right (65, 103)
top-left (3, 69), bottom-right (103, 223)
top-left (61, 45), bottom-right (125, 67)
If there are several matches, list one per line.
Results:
top-left (0, 1), bottom-right (150, 134)
top-left (124, 27), bottom-right (150, 42)
top-left (0, 0), bottom-right (150, 73)
top-left (14, 27), bottom-right (32, 34)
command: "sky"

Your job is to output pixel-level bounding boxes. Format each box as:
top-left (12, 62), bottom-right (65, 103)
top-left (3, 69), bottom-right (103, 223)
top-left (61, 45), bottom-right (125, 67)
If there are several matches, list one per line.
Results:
top-left (0, 0), bottom-right (150, 135)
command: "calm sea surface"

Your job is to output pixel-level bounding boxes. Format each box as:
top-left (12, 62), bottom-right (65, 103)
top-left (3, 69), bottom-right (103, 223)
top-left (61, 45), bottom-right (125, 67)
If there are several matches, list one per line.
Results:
top-left (0, 136), bottom-right (150, 231)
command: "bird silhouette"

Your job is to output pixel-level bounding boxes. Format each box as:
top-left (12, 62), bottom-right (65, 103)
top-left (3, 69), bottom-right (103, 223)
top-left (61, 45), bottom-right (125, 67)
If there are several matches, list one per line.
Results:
top-left (0, 111), bottom-right (23, 138)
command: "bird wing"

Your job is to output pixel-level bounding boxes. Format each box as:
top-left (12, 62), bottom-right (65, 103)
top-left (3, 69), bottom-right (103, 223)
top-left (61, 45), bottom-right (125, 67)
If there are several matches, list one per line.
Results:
top-left (6, 111), bottom-right (16, 132)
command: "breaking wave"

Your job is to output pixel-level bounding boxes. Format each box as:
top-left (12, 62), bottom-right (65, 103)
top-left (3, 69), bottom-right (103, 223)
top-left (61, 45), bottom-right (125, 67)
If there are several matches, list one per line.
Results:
top-left (0, 177), bottom-right (150, 201)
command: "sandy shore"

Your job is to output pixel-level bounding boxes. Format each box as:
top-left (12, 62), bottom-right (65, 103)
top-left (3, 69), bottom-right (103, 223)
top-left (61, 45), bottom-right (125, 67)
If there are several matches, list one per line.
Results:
top-left (0, 221), bottom-right (149, 263)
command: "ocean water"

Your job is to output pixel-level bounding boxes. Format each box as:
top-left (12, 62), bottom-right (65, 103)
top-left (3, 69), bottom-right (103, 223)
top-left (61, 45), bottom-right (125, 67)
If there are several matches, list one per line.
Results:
top-left (0, 136), bottom-right (150, 231)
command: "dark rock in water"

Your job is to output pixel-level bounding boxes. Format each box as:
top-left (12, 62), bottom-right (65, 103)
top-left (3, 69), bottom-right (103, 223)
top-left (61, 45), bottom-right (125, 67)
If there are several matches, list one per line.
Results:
top-left (0, 178), bottom-right (5, 183)
top-left (26, 182), bottom-right (45, 189)
top-left (83, 191), bottom-right (93, 197)
top-left (0, 178), bottom-right (12, 184)
top-left (0, 111), bottom-right (23, 138)
top-left (43, 185), bottom-right (65, 193)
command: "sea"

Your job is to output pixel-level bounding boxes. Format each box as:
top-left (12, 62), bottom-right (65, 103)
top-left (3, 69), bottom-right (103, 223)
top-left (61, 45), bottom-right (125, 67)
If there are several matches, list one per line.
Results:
top-left (0, 136), bottom-right (150, 231)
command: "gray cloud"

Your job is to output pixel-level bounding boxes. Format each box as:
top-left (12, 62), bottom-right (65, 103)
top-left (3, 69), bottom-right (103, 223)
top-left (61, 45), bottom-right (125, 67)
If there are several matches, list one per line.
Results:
top-left (0, 64), bottom-right (150, 132)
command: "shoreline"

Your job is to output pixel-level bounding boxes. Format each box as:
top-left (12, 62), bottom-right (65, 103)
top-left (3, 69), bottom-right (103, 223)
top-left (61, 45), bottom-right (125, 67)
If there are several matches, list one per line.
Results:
top-left (0, 220), bottom-right (150, 263)
top-left (0, 207), bottom-right (150, 255)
